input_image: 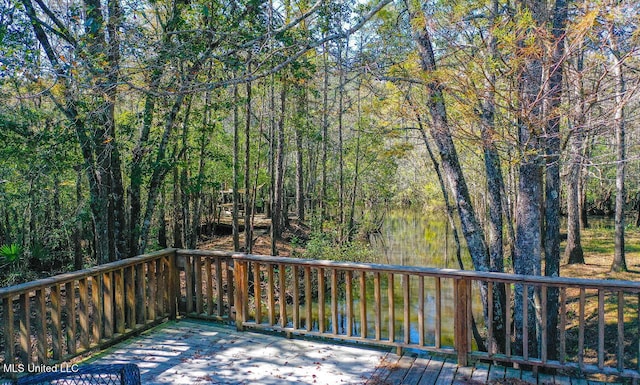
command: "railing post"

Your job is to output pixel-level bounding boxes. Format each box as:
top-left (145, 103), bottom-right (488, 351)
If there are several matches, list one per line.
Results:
top-left (233, 256), bottom-right (248, 331)
top-left (168, 250), bottom-right (178, 320)
top-left (454, 278), bottom-right (469, 366)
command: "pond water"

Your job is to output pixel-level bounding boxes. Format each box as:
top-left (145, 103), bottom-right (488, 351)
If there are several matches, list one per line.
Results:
top-left (368, 210), bottom-right (471, 268)
top-left (310, 210), bottom-right (483, 347)
top-left (266, 210), bottom-right (487, 347)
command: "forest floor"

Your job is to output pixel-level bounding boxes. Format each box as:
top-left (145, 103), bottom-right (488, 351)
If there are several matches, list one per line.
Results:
top-left (561, 225), bottom-right (640, 281)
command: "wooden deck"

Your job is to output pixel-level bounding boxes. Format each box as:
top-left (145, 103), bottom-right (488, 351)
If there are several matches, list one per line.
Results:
top-left (87, 320), bottom-right (623, 385)
top-left (89, 320), bottom-right (386, 384)
top-left (367, 352), bottom-right (624, 385)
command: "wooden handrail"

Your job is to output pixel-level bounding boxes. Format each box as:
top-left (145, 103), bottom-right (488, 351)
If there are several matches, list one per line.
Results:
top-left (0, 249), bottom-right (178, 299)
top-left (2, 248), bottom-right (639, 381)
top-left (0, 249), bottom-right (178, 376)
top-left (230, 253), bottom-right (640, 291)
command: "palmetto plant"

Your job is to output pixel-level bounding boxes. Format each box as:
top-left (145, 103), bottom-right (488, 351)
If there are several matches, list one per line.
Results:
top-left (0, 243), bottom-right (21, 263)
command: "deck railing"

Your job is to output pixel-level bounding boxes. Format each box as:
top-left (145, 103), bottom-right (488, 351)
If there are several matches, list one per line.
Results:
top-left (227, 253), bottom-right (640, 380)
top-left (0, 249), bottom-right (177, 373)
top-left (1, 248), bottom-right (639, 381)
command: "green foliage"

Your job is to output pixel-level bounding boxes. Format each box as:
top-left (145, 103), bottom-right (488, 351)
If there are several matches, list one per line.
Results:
top-left (303, 230), bottom-right (376, 263)
top-left (0, 243), bottom-right (21, 263)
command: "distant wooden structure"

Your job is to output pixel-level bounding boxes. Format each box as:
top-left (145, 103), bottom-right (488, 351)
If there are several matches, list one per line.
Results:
top-left (215, 213), bottom-right (272, 231)
top-left (211, 186), bottom-right (269, 234)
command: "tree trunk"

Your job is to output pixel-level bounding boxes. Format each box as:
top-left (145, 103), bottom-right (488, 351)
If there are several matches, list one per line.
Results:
top-left (544, 0), bottom-right (568, 360)
top-left (407, 7), bottom-right (493, 355)
top-left (244, 78), bottom-right (254, 252)
top-left (295, 86), bottom-right (306, 222)
top-left (273, 81), bottom-right (288, 240)
top-left (320, 42), bottom-right (329, 231)
top-left (611, 35), bottom-right (627, 272)
top-left (410, 9), bottom-right (489, 273)
top-left (74, 166), bottom-right (84, 270)
top-left (268, 74), bottom-right (276, 253)
top-left (138, 90), bottom-right (189, 254)
top-left (232, 83), bottom-right (241, 252)
top-left (514, 0), bottom-right (545, 358)
top-left (565, 42), bottom-right (585, 265)
top-left (477, 0), bottom-right (507, 353)
top-left (128, 4), bottom-right (181, 254)
top-left (172, 168), bottom-right (183, 249)
top-left (158, 187), bottom-right (167, 249)
top-left (348, 80), bottom-right (363, 240)
top-left (337, 39), bottom-right (346, 237)
top-left (181, 97), bottom-right (194, 249)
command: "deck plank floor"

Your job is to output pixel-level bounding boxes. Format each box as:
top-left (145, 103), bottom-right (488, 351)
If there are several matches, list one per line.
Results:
top-left (87, 320), bottom-right (625, 385)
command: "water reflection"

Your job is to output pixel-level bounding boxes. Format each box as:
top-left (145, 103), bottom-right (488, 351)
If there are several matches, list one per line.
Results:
top-left (261, 211), bottom-right (485, 348)
top-left (365, 211), bottom-right (481, 347)
top-left (369, 210), bottom-right (471, 268)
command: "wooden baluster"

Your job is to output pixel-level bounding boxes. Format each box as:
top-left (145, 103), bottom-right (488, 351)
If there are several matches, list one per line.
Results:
top-left (559, 287), bottom-right (567, 364)
top-left (435, 277), bottom-right (441, 349)
top-left (79, 278), bottom-right (89, 350)
top-left (103, 272), bottom-right (114, 339)
top-left (216, 258), bottom-right (223, 316)
top-left (522, 284), bottom-right (528, 361)
top-left (418, 276), bottom-right (424, 346)
top-left (126, 267), bottom-right (135, 328)
top-left (19, 293), bottom-right (31, 365)
top-left (91, 276), bottom-right (103, 345)
top-left (195, 256), bottom-right (203, 315)
top-left (488, 282), bottom-right (494, 357)
top-left (254, 263), bottom-right (262, 324)
top-left (148, 261), bottom-right (157, 320)
top-left (227, 258), bottom-right (234, 309)
top-left (241, 261), bottom-right (249, 327)
top-left (4, 296), bottom-right (15, 365)
top-left (170, 255), bottom-right (177, 316)
top-left (183, 256), bottom-right (192, 315)
top-left (403, 274), bottom-right (410, 345)
top-left (454, 278), bottom-right (469, 366)
top-left (578, 288), bottom-right (585, 369)
top-left (617, 291), bottom-right (624, 372)
top-left (267, 264), bottom-right (275, 326)
top-left (36, 289), bottom-right (48, 363)
top-left (388, 273), bottom-right (394, 343)
top-left (280, 266), bottom-right (291, 325)
top-left (318, 268), bottom-right (325, 333)
top-left (374, 272), bottom-right (381, 341)
top-left (51, 285), bottom-right (62, 360)
top-left (598, 289), bottom-right (604, 370)
top-left (305, 267), bottom-right (312, 331)
top-left (233, 260), bottom-right (248, 331)
top-left (135, 264), bottom-right (146, 325)
top-left (293, 265), bottom-right (300, 330)
top-left (170, 255), bottom-right (178, 319)
top-left (540, 285), bottom-right (547, 364)
top-left (360, 271), bottom-right (367, 339)
top-left (156, 259), bottom-right (165, 316)
top-left (505, 283), bottom-right (511, 358)
top-left (466, 279), bottom-right (472, 351)
top-left (346, 270), bottom-right (353, 337)
top-left (65, 281), bottom-right (77, 353)
top-left (115, 270), bottom-right (125, 334)
top-left (206, 258), bottom-right (213, 316)
top-left (331, 269), bottom-right (338, 335)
